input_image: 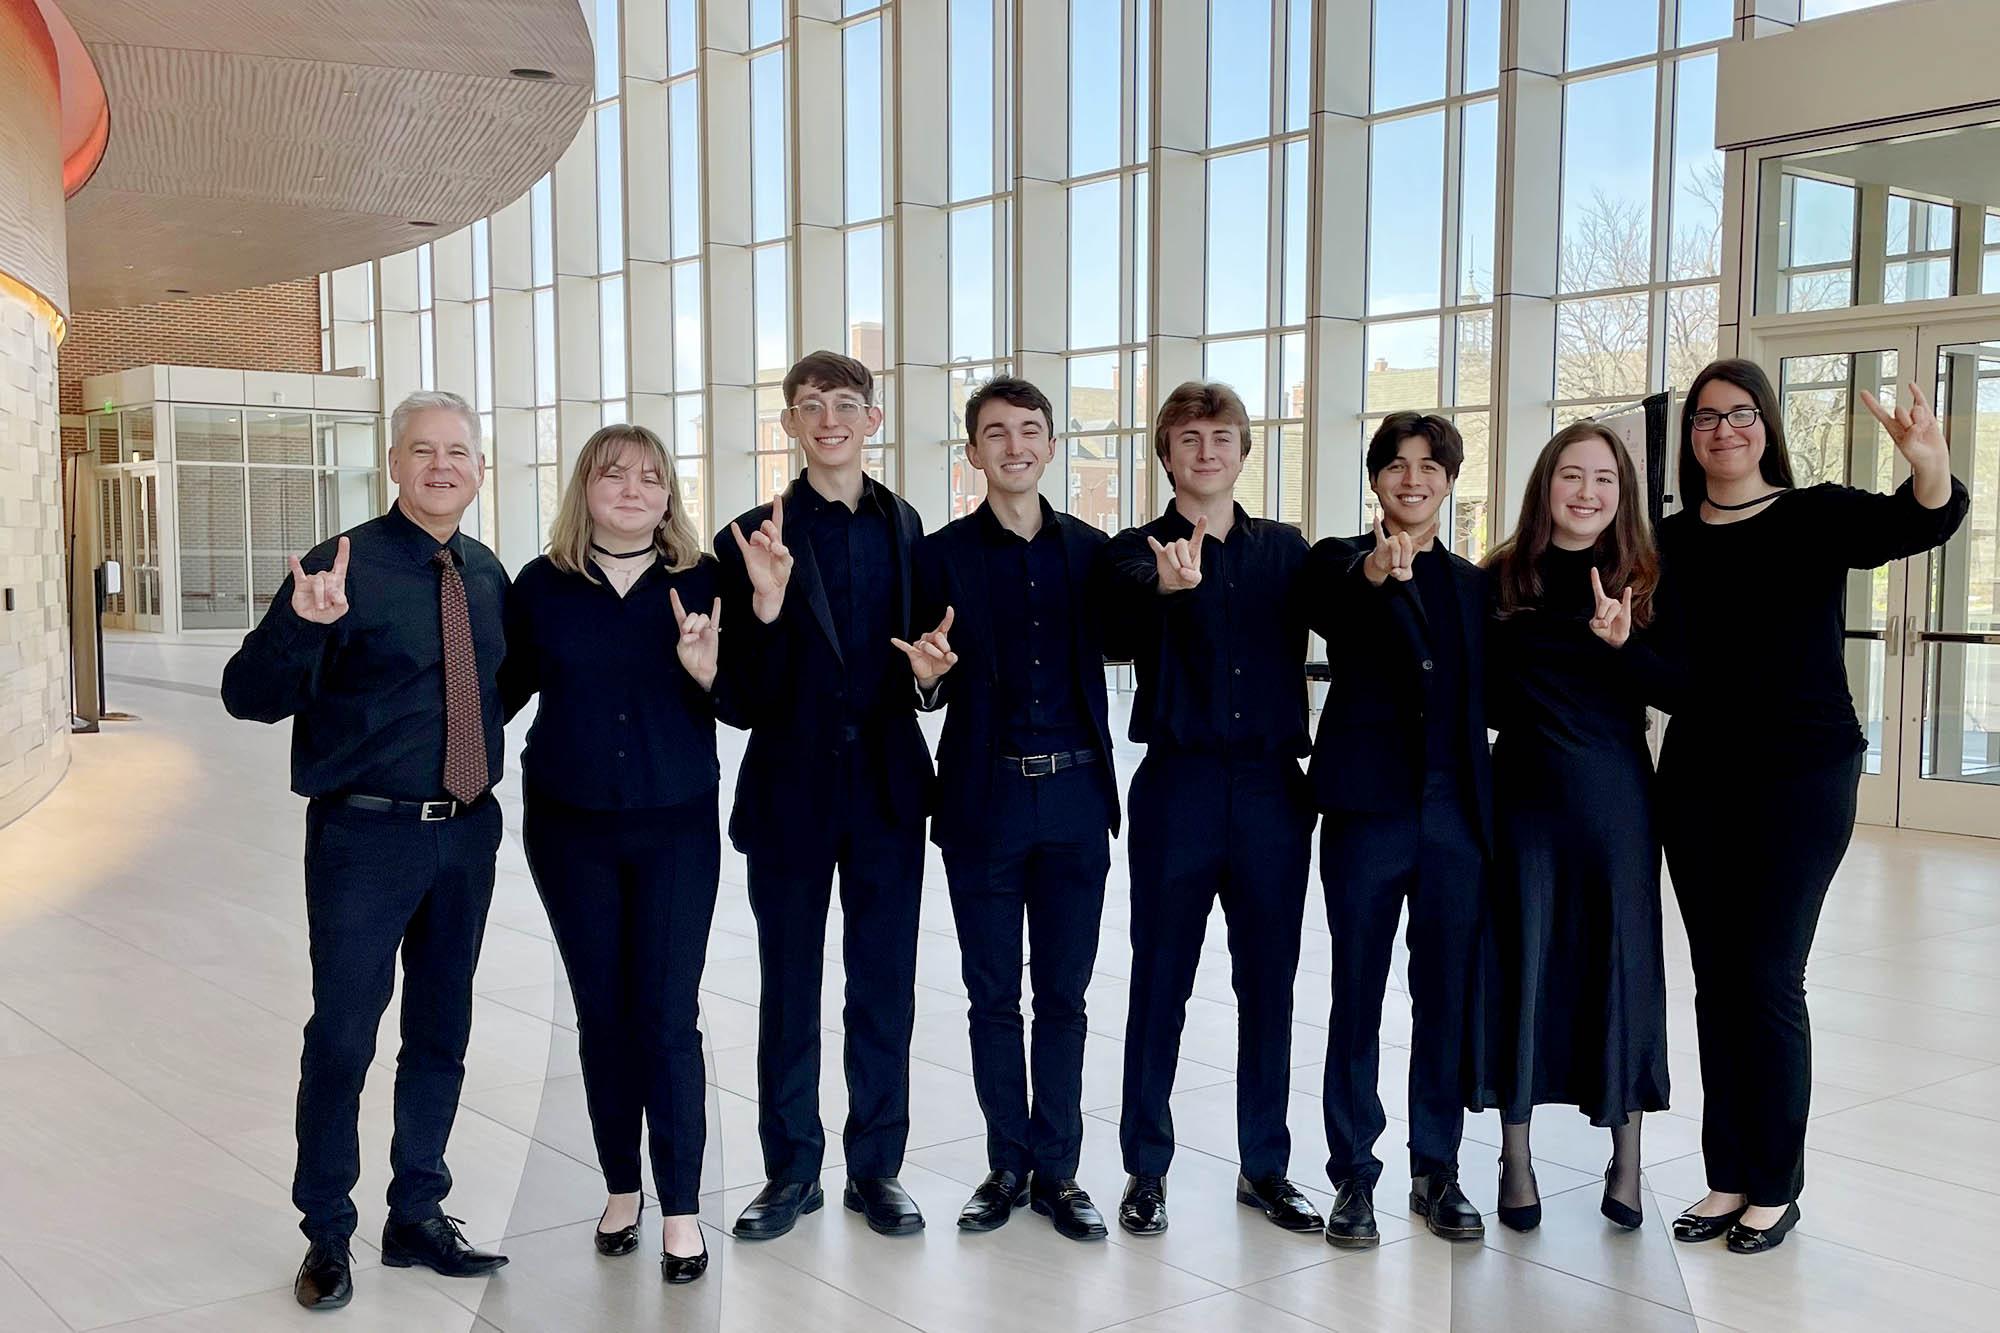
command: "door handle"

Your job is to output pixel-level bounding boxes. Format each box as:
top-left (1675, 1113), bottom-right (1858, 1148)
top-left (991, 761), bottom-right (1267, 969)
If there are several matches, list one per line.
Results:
top-left (1884, 614), bottom-right (1899, 655)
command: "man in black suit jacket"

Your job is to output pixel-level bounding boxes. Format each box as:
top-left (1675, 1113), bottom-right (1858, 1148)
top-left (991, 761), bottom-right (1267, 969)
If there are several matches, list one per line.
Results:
top-left (1306, 412), bottom-right (1495, 1247)
top-left (899, 376), bottom-right (1120, 1242)
top-left (711, 351), bottom-right (934, 1242)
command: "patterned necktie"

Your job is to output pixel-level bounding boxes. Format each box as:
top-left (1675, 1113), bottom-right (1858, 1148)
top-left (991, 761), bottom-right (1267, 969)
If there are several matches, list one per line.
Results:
top-left (433, 548), bottom-right (489, 803)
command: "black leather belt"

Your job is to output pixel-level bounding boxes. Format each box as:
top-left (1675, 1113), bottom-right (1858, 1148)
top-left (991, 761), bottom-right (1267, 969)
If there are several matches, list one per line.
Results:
top-left (998, 749), bottom-right (1098, 778)
top-left (332, 793), bottom-right (490, 821)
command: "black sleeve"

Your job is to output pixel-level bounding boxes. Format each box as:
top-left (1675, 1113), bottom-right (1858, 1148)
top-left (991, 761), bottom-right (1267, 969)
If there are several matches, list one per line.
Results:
top-left (1302, 535), bottom-right (1371, 643)
top-left (1809, 478), bottom-right (1970, 570)
top-left (498, 570), bottom-right (540, 723)
top-left (1097, 525), bottom-right (1168, 661)
top-left (910, 535), bottom-right (953, 713)
top-left (710, 516), bottom-right (788, 731)
top-left (219, 562), bottom-right (340, 724)
top-left (678, 557), bottom-right (724, 714)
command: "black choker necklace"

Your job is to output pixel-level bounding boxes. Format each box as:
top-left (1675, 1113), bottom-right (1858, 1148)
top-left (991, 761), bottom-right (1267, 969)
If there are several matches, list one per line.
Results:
top-left (591, 542), bottom-right (655, 560)
top-left (1705, 491), bottom-right (1786, 512)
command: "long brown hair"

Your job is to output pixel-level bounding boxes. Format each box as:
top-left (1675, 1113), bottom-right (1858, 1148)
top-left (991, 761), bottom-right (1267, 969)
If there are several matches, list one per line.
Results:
top-left (547, 424), bottom-right (703, 580)
top-left (1487, 421), bottom-right (1658, 627)
top-left (1676, 357), bottom-right (1794, 511)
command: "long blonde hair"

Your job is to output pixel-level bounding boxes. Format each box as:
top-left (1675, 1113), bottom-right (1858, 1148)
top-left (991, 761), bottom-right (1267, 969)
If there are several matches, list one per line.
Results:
top-left (547, 424), bottom-right (703, 580)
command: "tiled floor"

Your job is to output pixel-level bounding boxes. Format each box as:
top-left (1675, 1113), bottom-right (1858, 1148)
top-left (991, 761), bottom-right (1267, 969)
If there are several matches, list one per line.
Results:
top-left (1, 636), bottom-right (1996, 1331)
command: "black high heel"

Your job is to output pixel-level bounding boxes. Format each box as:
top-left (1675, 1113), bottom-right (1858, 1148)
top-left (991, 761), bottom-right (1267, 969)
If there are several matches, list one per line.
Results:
top-left (1600, 1160), bottom-right (1642, 1231)
top-left (1495, 1157), bottom-right (1540, 1232)
top-left (594, 1195), bottom-right (643, 1257)
top-left (660, 1233), bottom-right (710, 1284)
top-left (1725, 1201), bottom-right (1800, 1254)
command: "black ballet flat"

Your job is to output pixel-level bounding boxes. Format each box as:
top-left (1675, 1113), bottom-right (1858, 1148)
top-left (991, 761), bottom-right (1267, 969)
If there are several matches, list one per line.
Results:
top-left (1600, 1161), bottom-right (1642, 1231)
top-left (1672, 1203), bottom-right (1746, 1243)
top-left (660, 1236), bottom-right (709, 1284)
top-left (1725, 1202), bottom-right (1800, 1254)
top-left (1496, 1160), bottom-right (1541, 1232)
top-left (594, 1196), bottom-right (642, 1257)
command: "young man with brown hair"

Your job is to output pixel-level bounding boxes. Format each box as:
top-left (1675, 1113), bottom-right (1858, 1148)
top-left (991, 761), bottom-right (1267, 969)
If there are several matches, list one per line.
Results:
top-left (1097, 382), bottom-right (1322, 1238)
top-left (711, 350), bottom-right (934, 1241)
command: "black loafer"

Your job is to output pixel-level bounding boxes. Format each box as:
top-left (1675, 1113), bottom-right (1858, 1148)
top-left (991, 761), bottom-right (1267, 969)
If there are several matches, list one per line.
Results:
top-left (958, 1170), bottom-right (1029, 1232)
top-left (732, 1179), bottom-right (825, 1240)
top-left (660, 1236), bottom-right (709, 1284)
top-left (1726, 1202), bottom-right (1800, 1254)
top-left (1496, 1160), bottom-right (1541, 1233)
top-left (294, 1236), bottom-right (353, 1310)
top-left (1119, 1174), bottom-right (1168, 1235)
top-left (1236, 1174), bottom-right (1324, 1233)
top-left (1410, 1172), bottom-right (1485, 1241)
top-left (844, 1177), bottom-right (925, 1236)
top-left (595, 1196), bottom-right (643, 1256)
top-left (1031, 1177), bottom-right (1109, 1241)
top-left (1324, 1180), bottom-right (1379, 1249)
top-left (380, 1215), bottom-right (508, 1277)
top-left (1672, 1203), bottom-right (1746, 1243)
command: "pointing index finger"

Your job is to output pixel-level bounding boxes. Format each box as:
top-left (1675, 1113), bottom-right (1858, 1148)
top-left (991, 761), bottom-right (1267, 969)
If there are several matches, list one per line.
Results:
top-left (330, 535), bottom-right (351, 580)
top-left (937, 605), bottom-right (955, 635)
top-left (670, 585), bottom-right (688, 627)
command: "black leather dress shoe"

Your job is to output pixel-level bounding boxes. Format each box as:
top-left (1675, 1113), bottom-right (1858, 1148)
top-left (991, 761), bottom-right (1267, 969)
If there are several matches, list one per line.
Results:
top-left (844, 1177), bottom-right (925, 1236)
top-left (1119, 1174), bottom-right (1168, 1235)
top-left (958, 1170), bottom-right (1029, 1232)
top-left (1410, 1172), bottom-right (1485, 1240)
top-left (595, 1196), bottom-right (643, 1256)
top-left (1671, 1203), bottom-right (1746, 1243)
top-left (294, 1236), bottom-right (353, 1310)
top-left (1031, 1177), bottom-right (1108, 1241)
top-left (380, 1216), bottom-right (509, 1277)
top-left (732, 1180), bottom-right (825, 1240)
top-left (1236, 1174), bottom-right (1324, 1233)
top-left (1725, 1202), bottom-right (1800, 1254)
top-left (1324, 1180), bottom-right (1379, 1249)
top-left (660, 1236), bottom-right (710, 1284)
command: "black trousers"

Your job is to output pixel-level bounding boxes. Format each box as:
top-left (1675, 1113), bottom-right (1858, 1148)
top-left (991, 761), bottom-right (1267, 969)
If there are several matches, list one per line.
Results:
top-left (1320, 770), bottom-right (1483, 1190)
top-left (294, 798), bottom-right (502, 1241)
top-left (521, 793), bottom-right (720, 1214)
top-left (1120, 751), bottom-right (1313, 1181)
top-left (1661, 745), bottom-right (1861, 1208)
top-left (745, 754), bottom-right (926, 1182)
top-left (941, 762), bottom-right (1111, 1181)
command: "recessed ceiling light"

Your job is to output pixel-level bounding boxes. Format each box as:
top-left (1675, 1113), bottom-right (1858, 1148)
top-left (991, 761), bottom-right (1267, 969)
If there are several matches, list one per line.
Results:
top-left (510, 67), bottom-right (555, 80)
top-left (165, 287), bottom-right (189, 294)
top-left (409, 220), bottom-right (438, 227)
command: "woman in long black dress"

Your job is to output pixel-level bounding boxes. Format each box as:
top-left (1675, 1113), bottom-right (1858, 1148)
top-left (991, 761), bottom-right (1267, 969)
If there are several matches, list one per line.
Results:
top-left (1657, 359), bottom-right (1966, 1254)
top-left (1480, 421), bottom-right (1670, 1233)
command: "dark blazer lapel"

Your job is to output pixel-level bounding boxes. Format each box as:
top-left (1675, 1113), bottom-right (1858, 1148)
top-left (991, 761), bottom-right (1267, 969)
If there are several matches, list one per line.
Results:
top-left (783, 485), bottom-right (844, 664)
top-left (894, 496), bottom-right (922, 637)
top-left (1356, 529), bottom-right (1433, 661)
top-left (1450, 550), bottom-right (1485, 659)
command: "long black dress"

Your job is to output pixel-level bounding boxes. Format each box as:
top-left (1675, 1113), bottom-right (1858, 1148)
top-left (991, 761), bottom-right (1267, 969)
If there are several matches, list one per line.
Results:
top-left (1485, 543), bottom-right (1670, 1127)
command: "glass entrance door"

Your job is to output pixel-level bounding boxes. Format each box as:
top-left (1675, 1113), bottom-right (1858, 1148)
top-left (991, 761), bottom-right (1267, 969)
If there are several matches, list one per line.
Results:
top-left (126, 469), bottom-right (163, 632)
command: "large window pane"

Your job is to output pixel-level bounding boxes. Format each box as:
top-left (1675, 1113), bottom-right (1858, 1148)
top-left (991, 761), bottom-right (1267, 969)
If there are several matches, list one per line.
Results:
top-left (951, 205), bottom-right (996, 362)
top-left (247, 411), bottom-right (313, 465)
top-left (1207, 149), bottom-right (1270, 334)
top-left (1560, 67), bottom-right (1658, 293)
top-left (1283, 141), bottom-right (1308, 325)
top-left (668, 0), bottom-right (696, 75)
top-left (674, 263), bottom-right (704, 389)
top-left (1369, 113), bottom-right (1445, 314)
top-left (1568, 0), bottom-right (1659, 70)
top-left (1457, 311), bottom-right (1493, 405)
top-left (175, 406), bottom-right (243, 463)
top-left (1555, 293), bottom-right (1650, 400)
top-left (597, 106), bottom-right (624, 275)
top-left (1680, 0), bottom-right (1733, 45)
top-left (755, 245), bottom-right (789, 379)
top-left (1669, 54), bottom-right (1721, 280)
top-left (1069, 436), bottom-right (1120, 532)
top-left (178, 467), bottom-right (249, 629)
top-left (530, 176), bottom-right (553, 287)
top-left (534, 289), bottom-right (556, 406)
top-left (1459, 100), bottom-right (1498, 301)
top-left (847, 226), bottom-right (885, 369)
top-left (1205, 337), bottom-right (1266, 406)
top-left (1366, 318), bottom-right (1440, 412)
top-left (250, 467), bottom-right (318, 618)
top-left (844, 21), bottom-right (884, 223)
top-left (1464, 0), bottom-right (1501, 93)
top-left (752, 53), bottom-right (787, 242)
top-left (949, 0), bottom-right (995, 200)
top-left (315, 414), bottom-right (378, 469)
top-left (1068, 353), bottom-right (1120, 432)
top-left (1666, 283), bottom-right (1720, 390)
top-left (1373, 0), bottom-right (1447, 112)
top-left (600, 276), bottom-right (627, 401)
top-left (669, 81), bottom-right (701, 260)
top-left (1132, 172), bottom-right (1150, 339)
top-left (1070, 0), bottom-right (1120, 176)
top-left (593, 0), bottom-right (620, 100)
top-left (1284, 0), bottom-right (1310, 131)
top-left (1209, 0), bottom-right (1272, 146)
top-left (1070, 180), bottom-right (1121, 348)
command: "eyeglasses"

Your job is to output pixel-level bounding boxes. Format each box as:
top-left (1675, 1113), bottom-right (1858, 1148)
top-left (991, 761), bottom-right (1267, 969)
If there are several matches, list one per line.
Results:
top-left (1690, 406), bottom-right (1762, 432)
top-left (785, 399), bottom-right (869, 425)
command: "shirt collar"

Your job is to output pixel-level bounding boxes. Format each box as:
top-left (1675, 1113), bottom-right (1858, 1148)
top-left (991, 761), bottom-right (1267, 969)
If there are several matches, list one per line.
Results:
top-left (793, 467), bottom-right (885, 519)
top-left (974, 497), bottom-right (1058, 546)
top-left (1160, 501), bottom-right (1249, 541)
top-left (385, 498), bottom-right (464, 566)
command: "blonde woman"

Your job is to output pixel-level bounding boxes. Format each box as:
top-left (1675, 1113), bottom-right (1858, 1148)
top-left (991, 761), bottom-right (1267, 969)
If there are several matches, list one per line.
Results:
top-left (499, 424), bottom-right (722, 1283)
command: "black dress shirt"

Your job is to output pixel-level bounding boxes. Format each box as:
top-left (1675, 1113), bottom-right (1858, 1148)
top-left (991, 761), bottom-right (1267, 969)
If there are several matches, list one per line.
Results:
top-left (979, 504), bottom-right (1093, 753)
top-left (499, 554), bottom-right (721, 811)
top-left (1101, 503), bottom-right (1311, 758)
top-left (1409, 545), bottom-right (1469, 773)
top-left (221, 502), bottom-right (509, 801)
top-left (793, 470), bottom-right (897, 727)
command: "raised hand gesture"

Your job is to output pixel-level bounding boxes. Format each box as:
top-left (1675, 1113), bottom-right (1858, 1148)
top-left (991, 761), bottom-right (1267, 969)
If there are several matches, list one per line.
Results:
top-left (729, 493), bottom-right (794, 623)
top-left (891, 606), bottom-right (958, 685)
top-left (288, 535), bottom-right (350, 625)
top-left (1859, 380), bottom-right (1950, 476)
top-left (1363, 517), bottom-right (1427, 586)
top-left (1588, 567), bottom-right (1633, 648)
top-left (670, 587), bottom-right (721, 691)
top-left (1145, 515), bottom-right (1207, 593)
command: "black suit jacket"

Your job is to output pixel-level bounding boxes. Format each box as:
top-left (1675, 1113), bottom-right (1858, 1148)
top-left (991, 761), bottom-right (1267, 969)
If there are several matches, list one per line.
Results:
top-left (1304, 532), bottom-right (1495, 850)
top-left (712, 477), bottom-right (933, 855)
top-left (913, 504), bottom-right (1122, 851)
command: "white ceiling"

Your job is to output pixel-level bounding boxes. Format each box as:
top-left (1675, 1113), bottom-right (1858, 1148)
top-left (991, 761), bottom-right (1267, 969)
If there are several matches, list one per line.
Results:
top-left (60, 0), bottom-right (592, 310)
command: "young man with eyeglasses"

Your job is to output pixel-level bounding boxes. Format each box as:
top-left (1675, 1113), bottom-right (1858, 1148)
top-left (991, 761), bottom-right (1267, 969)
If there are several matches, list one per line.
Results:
top-left (712, 349), bottom-right (935, 1242)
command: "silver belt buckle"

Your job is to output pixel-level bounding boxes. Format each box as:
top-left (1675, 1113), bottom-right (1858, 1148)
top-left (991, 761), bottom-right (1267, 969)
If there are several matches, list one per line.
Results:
top-left (419, 800), bottom-right (457, 821)
top-left (1019, 754), bottom-right (1056, 778)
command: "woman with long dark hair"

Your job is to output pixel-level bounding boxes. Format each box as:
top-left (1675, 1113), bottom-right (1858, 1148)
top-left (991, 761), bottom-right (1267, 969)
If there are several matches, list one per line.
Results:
top-left (1657, 358), bottom-right (1965, 1254)
top-left (1479, 421), bottom-right (1671, 1234)
top-left (500, 423), bottom-right (723, 1283)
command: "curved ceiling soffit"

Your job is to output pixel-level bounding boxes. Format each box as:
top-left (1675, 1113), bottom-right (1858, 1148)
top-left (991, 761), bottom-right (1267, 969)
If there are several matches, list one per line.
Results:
top-left (32, 0), bottom-right (110, 197)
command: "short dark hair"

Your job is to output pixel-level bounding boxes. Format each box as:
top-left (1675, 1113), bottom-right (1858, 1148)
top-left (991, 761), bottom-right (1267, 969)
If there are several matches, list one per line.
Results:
top-left (783, 349), bottom-right (873, 406)
top-left (1677, 357), bottom-right (1794, 511)
top-left (1366, 412), bottom-right (1464, 482)
top-left (964, 375), bottom-right (1055, 440)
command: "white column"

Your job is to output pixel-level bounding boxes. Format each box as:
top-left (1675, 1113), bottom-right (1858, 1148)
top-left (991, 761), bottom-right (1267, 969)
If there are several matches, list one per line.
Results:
top-left (893, 0), bottom-right (952, 525)
top-left (1305, 0), bottom-right (1367, 540)
top-left (702, 0), bottom-right (759, 525)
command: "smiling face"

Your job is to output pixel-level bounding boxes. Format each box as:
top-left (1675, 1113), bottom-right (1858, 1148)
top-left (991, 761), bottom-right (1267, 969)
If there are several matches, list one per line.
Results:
top-left (1547, 435), bottom-right (1622, 549)
top-left (388, 406), bottom-right (483, 526)
top-left (780, 380), bottom-right (882, 472)
top-left (1370, 434), bottom-right (1452, 532)
top-left (1690, 377), bottom-right (1767, 489)
top-left (586, 442), bottom-right (671, 546)
top-left (965, 399), bottom-right (1054, 496)
top-left (1164, 417), bottom-right (1246, 502)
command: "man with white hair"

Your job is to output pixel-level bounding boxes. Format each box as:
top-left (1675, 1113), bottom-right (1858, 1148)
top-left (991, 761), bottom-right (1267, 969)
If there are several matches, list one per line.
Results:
top-left (223, 391), bottom-right (511, 1309)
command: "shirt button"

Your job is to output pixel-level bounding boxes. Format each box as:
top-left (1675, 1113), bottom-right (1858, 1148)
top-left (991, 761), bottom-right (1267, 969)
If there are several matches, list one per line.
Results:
top-left (1233, 711), bottom-right (1242, 719)
top-left (616, 749), bottom-right (627, 759)
top-left (1233, 667), bottom-right (1241, 676)
top-left (1033, 658), bottom-right (1040, 665)
top-left (617, 713), bottom-right (628, 722)
top-left (1422, 660), bottom-right (1434, 671)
